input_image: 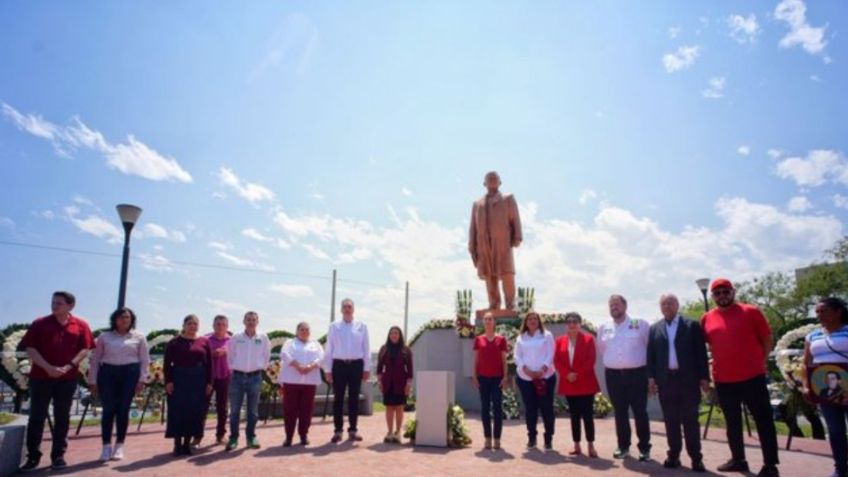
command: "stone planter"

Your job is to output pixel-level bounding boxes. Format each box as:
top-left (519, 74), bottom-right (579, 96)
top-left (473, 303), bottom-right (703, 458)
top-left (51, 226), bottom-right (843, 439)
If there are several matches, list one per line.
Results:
top-left (0, 414), bottom-right (27, 477)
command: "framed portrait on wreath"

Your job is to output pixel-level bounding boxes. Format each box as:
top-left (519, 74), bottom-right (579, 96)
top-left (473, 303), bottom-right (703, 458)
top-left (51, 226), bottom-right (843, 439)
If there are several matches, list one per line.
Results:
top-left (808, 363), bottom-right (848, 405)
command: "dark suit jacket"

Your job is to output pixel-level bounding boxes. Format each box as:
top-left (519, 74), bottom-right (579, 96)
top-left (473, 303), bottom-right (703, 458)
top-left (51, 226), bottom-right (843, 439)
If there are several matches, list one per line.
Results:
top-left (647, 316), bottom-right (709, 388)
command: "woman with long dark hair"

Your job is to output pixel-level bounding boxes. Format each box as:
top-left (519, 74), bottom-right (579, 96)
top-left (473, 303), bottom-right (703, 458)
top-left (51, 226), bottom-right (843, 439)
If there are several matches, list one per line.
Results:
top-left (805, 297), bottom-right (848, 477)
top-left (164, 315), bottom-right (212, 456)
top-left (377, 326), bottom-right (414, 443)
top-left (88, 307), bottom-right (150, 462)
top-left (514, 311), bottom-right (556, 450)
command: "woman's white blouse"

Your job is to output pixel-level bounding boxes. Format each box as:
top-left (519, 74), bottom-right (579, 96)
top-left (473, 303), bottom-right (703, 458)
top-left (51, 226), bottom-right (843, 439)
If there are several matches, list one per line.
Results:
top-left (514, 329), bottom-right (555, 381)
top-left (278, 338), bottom-right (325, 386)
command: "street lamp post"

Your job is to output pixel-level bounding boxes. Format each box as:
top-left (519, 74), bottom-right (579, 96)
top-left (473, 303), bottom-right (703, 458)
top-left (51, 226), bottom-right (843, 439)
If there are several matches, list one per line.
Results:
top-left (116, 204), bottom-right (142, 309)
top-left (696, 277), bottom-right (711, 312)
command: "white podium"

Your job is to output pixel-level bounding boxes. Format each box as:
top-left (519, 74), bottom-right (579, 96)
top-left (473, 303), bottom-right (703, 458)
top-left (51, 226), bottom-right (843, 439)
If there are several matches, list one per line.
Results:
top-left (415, 371), bottom-right (455, 447)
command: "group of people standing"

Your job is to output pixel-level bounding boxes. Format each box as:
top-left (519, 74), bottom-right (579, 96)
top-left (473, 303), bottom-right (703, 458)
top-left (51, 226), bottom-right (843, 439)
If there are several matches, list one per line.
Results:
top-left (472, 279), bottom-right (786, 477)
top-left (14, 284), bottom-right (848, 477)
top-left (16, 294), bottom-right (413, 472)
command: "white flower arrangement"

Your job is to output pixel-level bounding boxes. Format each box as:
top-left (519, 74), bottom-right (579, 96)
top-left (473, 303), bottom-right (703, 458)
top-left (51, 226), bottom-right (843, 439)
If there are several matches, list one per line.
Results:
top-left (147, 333), bottom-right (176, 350)
top-left (269, 336), bottom-right (288, 351)
top-left (774, 323), bottom-right (818, 389)
top-left (1, 329), bottom-right (29, 391)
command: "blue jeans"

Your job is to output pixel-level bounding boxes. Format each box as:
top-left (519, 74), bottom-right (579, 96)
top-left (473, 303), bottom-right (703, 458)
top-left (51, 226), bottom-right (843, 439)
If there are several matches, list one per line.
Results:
top-left (821, 402), bottom-right (848, 476)
top-left (229, 371), bottom-right (261, 441)
top-left (516, 375), bottom-right (556, 440)
top-left (478, 376), bottom-right (503, 439)
top-left (97, 363), bottom-right (141, 444)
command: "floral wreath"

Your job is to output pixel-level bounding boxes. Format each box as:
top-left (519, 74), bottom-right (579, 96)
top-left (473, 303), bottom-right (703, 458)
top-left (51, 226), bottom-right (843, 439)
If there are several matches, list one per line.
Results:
top-left (1, 327), bottom-right (31, 392)
top-left (774, 323), bottom-right (819, 389)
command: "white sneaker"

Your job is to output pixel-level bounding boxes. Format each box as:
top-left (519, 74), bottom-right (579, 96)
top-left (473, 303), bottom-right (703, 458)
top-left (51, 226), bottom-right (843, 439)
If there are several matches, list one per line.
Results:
top-left (99, 444), bottom-right (113, 462)
top-left (111, 444), bottom-right (124, 460)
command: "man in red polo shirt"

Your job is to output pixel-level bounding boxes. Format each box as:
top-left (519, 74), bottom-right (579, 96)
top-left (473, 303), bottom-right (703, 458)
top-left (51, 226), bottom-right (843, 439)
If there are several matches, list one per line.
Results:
top-left (701, 279), bottom-right (779, 477)
top-left (19, 291), bottom-right (95, 472)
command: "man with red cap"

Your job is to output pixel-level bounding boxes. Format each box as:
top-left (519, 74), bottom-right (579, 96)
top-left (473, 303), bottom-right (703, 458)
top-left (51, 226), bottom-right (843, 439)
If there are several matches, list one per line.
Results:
top-left (701, 278), bottom-right (779, 477)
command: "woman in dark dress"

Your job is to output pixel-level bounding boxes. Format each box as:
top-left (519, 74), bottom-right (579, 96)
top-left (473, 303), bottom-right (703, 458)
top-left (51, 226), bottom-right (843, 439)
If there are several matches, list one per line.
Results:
top-left (376, 326), bottom-right (413, 444)
top-left (164, 314), bottom-right (212, 456)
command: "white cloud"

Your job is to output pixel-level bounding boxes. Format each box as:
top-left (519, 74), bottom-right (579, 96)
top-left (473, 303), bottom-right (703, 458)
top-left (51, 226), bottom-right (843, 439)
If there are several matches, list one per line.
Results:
top-left (253, 13), bottom-right (319, 78)
top-left (775, 0), bottom-right (829, 60)
top-left (207, 241), bottom-right (232, 251)
top-left (663, 45), bottom-right (700, 73)
top-left (834, 194), bottom-right (848, 210)
top-left (668, 26), bottom-right (681, 39)
top-left (205, 298), bottom-right (248, 314)
top-left (302, 243), bottom-right (331, 260)
top-left (0, 217), bottom-right (14, 230)
top-left (311, 192), bottom-right (325, 200)
top-left (810, 75), bottom-right (822, 82)
top-left (774, 149), bottom-right (848, 187)
top-left (767, 149), bottom-right (784, 159)
top-left (256, 195), bottom-right (844, 352)
top-left (2, 103), bottom-right (192, 182)
top-left (737, 145), bottom-right (751, 156)
top-left (215, 251), bottom-right (275, 271)
top-left (217, 167), bottom-right (275, 204)
top-left (402, 187), bottom-right (413, 197)
top-left (143, 223), bottom-right (186, 243)
top-left (138, 253), bottom-right (174, 272)
top-left (242, 227), bottom-right (291, 249)
top-left (269, 283), bottom-right (315, 298)
top-left (578, 189), bottom-right (598, 205)
top-left (64, 206), bottom-right (122, 244)
top-left (787, 196), bottom-right (812, 212)
top-left (702, 77), bottom-right (726, 99)
top-left (727, 14), bottom-right (760, 44)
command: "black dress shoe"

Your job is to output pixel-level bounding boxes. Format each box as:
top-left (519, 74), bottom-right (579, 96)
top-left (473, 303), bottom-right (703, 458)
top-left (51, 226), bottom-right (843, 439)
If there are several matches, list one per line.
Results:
top-left (717, 459), bottom-right (749, 472)
top-left (181, 443), bottom-right (192, 456)
top-left (283, 439), bottom-right (292, 447)
top-left (757, 465), bottom-right (780, 477)
top-left (663, 458), bottom-right (681, 468)
top-left (692, 460), bottom-right (707, 472)
top-left (526, 437), bottom-right (537, 449)
top-left (50, 457), bottom-right (67, 470)
top-left (299, 437), bottom-right (309, 446)
top-left (19, 457), bottom-right (40, 472)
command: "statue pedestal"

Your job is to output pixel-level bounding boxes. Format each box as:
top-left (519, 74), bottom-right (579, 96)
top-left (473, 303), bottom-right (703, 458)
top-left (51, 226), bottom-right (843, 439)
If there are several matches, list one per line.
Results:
top-left (415, 371), bottom-right (455, 447)
top-left (474, 309), bottom-right (519, 326)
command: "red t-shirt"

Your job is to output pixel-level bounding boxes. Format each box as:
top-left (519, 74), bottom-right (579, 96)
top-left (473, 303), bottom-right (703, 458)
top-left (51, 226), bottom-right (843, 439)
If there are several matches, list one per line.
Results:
top-left (473, 335), bottom-right (507, 378)
top-left (19, 314), bottom-right (95, 380)
top-left (701, 303), bottom-right (772, 384)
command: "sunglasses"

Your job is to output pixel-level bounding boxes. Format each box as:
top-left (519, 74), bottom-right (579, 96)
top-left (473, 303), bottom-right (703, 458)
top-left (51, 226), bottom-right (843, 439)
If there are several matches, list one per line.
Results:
top-left (712, 288), bottom-right (733, 296)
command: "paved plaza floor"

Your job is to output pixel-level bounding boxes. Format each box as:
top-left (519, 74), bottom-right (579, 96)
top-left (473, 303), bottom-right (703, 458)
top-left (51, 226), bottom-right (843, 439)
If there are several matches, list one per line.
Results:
top-left (22, 413), bottom-right (833, 477)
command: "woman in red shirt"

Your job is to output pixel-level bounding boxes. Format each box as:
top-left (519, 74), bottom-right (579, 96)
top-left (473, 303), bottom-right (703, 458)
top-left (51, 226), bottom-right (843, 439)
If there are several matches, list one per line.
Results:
top-left (472, 312), bottom-right (509, 450)
top-left (554, 312), bottom-right (600, 457)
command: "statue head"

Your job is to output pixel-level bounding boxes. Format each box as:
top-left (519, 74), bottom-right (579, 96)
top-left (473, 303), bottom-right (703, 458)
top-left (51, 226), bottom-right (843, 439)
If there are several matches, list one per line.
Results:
top-left (483, 171), bottom-right (501, 193)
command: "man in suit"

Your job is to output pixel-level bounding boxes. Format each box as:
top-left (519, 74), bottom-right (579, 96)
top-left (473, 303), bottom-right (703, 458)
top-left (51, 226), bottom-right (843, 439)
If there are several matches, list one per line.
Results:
top-left (647, 293), bottom-right (709, 472)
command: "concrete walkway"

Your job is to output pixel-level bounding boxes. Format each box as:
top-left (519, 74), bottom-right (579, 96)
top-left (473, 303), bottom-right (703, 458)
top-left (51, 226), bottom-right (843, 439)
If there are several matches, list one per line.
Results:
top-left (21, 414), bottom-right (834, 477)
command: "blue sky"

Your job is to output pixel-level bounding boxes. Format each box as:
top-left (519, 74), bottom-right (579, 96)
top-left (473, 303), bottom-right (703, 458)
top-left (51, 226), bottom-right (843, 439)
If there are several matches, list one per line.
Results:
top-left (1, 1), bottom-right (847, 347)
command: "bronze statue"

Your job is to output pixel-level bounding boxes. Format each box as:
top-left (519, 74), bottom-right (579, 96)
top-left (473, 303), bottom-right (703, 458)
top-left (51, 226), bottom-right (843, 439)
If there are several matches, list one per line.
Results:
top-left (468, 171), bottom-right (522, 310)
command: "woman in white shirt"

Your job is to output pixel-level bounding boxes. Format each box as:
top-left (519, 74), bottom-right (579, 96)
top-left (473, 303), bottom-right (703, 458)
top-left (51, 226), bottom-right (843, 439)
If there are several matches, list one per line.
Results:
top-left (88, 307), bottom-right (150, 462)
top-left (277, 322), bottom-right (324, 447)
top-left (514, 311), bottom-right (556, 451)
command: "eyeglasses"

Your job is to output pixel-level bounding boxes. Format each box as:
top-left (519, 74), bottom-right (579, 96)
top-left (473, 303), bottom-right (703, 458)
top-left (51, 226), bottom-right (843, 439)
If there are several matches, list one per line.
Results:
top-left (711, 288), bottom-right (733, 296)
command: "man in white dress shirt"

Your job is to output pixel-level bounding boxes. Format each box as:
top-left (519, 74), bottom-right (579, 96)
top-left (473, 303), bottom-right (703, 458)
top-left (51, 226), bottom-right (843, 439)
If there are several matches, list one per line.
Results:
top-left (225, 311), bottom-right (271, 451)
top-left (324, 298), bottom-right (371, 443)
top-left (597, 294), bottom-right (651, 461)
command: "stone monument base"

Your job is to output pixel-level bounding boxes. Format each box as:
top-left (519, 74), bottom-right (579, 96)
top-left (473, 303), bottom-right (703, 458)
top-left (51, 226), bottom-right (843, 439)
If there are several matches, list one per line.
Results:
top-left (474, 308), bottom-right (519, 325)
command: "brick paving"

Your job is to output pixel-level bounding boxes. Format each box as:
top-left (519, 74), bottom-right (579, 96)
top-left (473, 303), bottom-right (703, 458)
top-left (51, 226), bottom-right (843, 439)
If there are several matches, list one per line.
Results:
top-left (21, 414), bottom-right (834, 477)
